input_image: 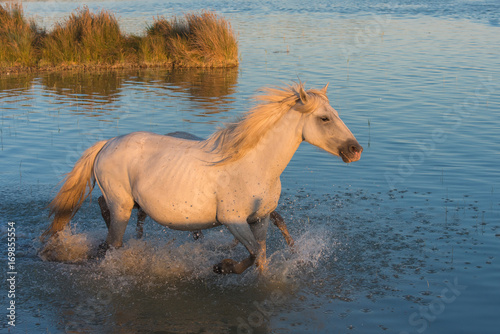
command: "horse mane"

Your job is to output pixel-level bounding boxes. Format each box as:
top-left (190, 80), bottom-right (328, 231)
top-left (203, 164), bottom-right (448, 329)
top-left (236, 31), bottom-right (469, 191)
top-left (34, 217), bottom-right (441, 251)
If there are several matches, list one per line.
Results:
top-left (204, 82), bottom-right (328, 165)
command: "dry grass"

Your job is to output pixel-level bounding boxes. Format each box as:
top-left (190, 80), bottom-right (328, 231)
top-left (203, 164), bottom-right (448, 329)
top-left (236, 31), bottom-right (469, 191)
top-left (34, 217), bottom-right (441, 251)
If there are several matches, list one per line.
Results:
top-left (0, 5), bottom-right (238, 72)
top-left (185, 11), bottom-right (238, 66)
top-left (0, 3), bottom-right (44, 67)
top-left (41, 7), bottom-right (125, 66)
top-left (142, 11), bottom-right (238, 67)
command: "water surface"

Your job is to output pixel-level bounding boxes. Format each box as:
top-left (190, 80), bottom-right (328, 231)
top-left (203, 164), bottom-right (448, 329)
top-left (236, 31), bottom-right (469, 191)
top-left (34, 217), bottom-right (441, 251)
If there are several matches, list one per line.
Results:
top-left (1, 0), bottom-right (499, 333)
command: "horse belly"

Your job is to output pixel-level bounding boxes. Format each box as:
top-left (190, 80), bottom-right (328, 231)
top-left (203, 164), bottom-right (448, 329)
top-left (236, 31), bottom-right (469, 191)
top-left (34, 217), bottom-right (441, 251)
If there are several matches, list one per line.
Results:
top-left (134, 168), bottom-right (219, 231)
top-left (145, 197), bottom-right (220, 231)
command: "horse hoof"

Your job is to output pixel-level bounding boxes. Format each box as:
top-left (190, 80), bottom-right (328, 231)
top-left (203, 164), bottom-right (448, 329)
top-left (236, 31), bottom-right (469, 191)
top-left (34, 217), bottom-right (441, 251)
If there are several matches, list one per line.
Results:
top-left (213, 259), bottom-right (235, 274)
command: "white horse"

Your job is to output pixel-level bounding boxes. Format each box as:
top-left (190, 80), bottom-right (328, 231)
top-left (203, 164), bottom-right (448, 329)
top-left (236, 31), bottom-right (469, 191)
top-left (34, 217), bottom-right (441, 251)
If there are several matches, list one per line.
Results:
top-left (97, 132), bottom-right (294, 246)
top-left (43, 82), bottom-right (362, 274)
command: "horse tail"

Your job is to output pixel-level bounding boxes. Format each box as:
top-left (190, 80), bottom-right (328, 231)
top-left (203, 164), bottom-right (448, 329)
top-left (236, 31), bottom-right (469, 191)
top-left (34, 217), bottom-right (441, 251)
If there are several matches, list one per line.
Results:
top-left (42, 140), bottom-right (108, 240)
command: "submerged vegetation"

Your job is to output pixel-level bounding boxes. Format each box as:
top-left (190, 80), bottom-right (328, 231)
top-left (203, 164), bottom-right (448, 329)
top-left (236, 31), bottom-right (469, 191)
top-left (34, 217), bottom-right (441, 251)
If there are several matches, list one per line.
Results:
top-left (0, 4), bottom-right (238, 72)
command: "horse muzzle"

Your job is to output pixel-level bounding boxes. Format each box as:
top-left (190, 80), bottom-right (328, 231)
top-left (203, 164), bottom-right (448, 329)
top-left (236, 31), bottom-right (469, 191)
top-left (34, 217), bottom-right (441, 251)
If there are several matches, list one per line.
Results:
top-left (339, 140), bottom-right (363, 163)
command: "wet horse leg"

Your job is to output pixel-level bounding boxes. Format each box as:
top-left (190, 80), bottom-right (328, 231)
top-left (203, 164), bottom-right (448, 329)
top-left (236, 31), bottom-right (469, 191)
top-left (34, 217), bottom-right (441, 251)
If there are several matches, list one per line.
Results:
top-left (100, 195), bottom-right (144, 238)
top-left (214, 216), bottom-right (270, 275)
top-left (136, 207), bottom-right (147, 239)
top-left (228, 211), bottom-right (294, 249)
top-left (97, 194), bottom-right (133, 248)
top-left (104, 197), bottom-right (134, 248)
top-left (250, 216), bottom-right (270, 273)
top-left (270, 211), bottom-right (294, 247)
top-left (98, 196), bottom-right (111, 229)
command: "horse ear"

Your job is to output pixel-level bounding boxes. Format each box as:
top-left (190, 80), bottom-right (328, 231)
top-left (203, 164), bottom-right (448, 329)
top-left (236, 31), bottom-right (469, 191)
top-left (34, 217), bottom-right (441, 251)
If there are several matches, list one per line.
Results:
top-left (321, 83), bottom-right (329, 94)
top-left (298, 85), bottom-right (309, 104)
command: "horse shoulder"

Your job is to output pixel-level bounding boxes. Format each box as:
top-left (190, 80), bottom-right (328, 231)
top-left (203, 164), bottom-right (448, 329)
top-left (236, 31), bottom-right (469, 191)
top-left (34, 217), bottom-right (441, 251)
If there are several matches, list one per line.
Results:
top-left (214, 163), bottom-right (282, 223)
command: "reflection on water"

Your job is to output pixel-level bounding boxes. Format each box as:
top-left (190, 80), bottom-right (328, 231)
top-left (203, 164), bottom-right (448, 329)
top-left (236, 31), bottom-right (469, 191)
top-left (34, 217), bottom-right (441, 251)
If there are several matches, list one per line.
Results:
top-left (148, 68), bottom-right (240, 117)
top-left (42, 71), bottom-right (124, 111)
top-left (162, 68), bottom-right (239, 102)
top-left (2, 67), bottom-right (239, 116)
top-left (0, 74), bottom-right (36, 94)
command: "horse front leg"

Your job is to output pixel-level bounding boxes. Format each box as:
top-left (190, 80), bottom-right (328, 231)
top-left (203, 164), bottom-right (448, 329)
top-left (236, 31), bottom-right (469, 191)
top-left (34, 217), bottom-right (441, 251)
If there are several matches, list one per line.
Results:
top-left (250, 215), bottom-right (270, 273)
top-left (270, 211), bottom-right (294, 247)
top-left (214, 217), bottom-right (269, 275)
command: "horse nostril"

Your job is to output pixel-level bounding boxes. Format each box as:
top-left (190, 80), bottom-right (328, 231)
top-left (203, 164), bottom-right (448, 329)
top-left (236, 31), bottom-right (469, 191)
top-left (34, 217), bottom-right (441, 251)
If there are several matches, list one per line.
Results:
top-left (349, 144), bottom-right (363, 154)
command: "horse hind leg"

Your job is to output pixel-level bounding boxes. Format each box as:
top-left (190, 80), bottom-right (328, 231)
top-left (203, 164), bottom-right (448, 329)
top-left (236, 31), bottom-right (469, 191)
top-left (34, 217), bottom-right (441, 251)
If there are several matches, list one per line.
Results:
top-left (95, 195), bottom-right (133, 257)
top-left (99, 193), bottom-right (134, 249)
top-left (100, 195), bottom-right (145, 242)
top-left (136, 206), bottom-right (147, 239)
top-left (98, 196), bottom-right (111, 230)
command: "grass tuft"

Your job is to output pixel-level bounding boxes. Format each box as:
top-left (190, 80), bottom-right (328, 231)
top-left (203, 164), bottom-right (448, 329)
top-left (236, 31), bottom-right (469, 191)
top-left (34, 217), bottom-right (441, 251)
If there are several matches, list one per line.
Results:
top-left (0, 3), bottom-right (44, 67)
top-left (142, 11), bottom-right (238, 67)
top-left (185, 11), bottom-right (239, 67)
top-left (0, 5), bottom-right (238, 72)
top-left (42, 7), bottom-right (124, 66)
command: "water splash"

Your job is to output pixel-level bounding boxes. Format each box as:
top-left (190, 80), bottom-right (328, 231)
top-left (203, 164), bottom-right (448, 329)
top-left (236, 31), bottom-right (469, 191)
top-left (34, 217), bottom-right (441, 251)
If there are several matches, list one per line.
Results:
top-left (266, 227), bottom-right (334, 284)
top-left (97, 238), bottom-right (219, 283)
top-left (38, 226), bottom-right (91, 263)
top-left (37, 221), bottom-right (335, 290)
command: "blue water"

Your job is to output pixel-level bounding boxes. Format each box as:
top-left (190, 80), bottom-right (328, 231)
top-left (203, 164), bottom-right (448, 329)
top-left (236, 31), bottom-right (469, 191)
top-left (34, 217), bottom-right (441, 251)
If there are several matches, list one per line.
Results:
top-left (1, 0), bottom-right (499, 333)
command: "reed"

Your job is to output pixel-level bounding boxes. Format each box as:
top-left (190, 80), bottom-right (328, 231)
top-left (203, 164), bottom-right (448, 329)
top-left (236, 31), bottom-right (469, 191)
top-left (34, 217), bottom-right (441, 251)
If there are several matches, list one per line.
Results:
top-left (0, 4), bottom-right (238, 72)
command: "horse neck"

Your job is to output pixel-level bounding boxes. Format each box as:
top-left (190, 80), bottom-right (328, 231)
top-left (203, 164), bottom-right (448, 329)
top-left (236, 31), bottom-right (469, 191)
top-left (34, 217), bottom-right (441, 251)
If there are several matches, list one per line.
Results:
top-left (240, 108), bottom-right (304, 179)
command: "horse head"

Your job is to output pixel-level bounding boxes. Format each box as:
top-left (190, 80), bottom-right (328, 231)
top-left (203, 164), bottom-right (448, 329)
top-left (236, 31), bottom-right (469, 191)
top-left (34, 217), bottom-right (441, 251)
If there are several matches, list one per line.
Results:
top-left (297, 83), bottom-right (363, 163)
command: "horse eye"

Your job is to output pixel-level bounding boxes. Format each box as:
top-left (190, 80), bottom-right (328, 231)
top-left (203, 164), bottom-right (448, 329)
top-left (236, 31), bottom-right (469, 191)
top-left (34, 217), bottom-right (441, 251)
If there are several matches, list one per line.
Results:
top-left (320, 116), bottom-right (330, 122)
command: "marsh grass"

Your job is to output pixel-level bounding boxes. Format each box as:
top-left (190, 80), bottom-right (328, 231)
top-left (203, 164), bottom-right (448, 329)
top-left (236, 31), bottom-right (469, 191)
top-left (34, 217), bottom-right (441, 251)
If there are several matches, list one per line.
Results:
top-left (0, 3), bottom-right (44, 67)
top-left (42, 7), bottom-right (125, 66)
top-left (0, 5), bottom-right (238, 72)
top-left (143, 11), bottom-right (238, 67)
top-left (185, 12), bottom-right (239, 66)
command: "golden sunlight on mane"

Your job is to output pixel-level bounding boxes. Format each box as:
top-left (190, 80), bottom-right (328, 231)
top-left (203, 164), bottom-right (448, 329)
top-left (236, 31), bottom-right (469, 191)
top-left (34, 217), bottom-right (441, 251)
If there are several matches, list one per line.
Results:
top-left (204, 83), bottom-right (328, 165)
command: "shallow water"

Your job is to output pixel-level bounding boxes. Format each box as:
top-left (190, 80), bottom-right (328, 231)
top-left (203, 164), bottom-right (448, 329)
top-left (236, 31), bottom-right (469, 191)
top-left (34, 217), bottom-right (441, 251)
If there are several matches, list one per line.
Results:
top-left (1, 0), bottom-right (499, 333)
